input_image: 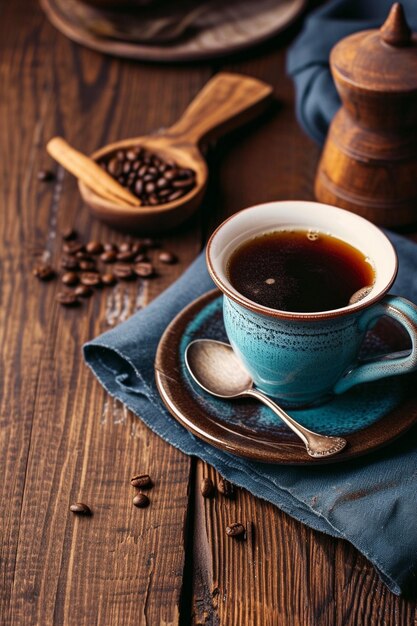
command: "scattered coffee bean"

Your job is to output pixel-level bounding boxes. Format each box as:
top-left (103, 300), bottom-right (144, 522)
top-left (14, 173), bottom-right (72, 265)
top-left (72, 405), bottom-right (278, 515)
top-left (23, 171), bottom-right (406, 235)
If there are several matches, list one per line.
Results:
top-left (103, 242), bottom-right (117, 252)
top-left (33, 264), bottom-right (56, 281)
top-left (37, 169), bottom-right (55, 182)
top-left (142, 238), bottom-right (159, 248)
top-left (218, 478), bottom-right (235, 498)
top-left (61, 271), bottom-right (79, 286)
top-left (133, 262), bottom-right (154, 278)
top-left (133, 493), bottom-right (150, 508)
top-left (56, 291), bottom-right (80, 307)
top-left (79, 260), bottom-right (96, 272)
top-left (116, 250), bottom-right (136, 262)
top-left (131, 242), bottom-right (146, 255)
top-left (80, 272), bottom-right (102, 287)
top-left (158, 251), bottom-right (177, 265)
top-left (100, 250), bottom-right (117, 263)
top-left (70, 502), bottom-right (92, 515)
top-left (63, 241), bottom-right (84, 255)
top-left (75, 251), bottom-right (92, 261)
top-left (226, 523), bottom-right (245, 538)
top-left (61, 256), bottom-right (79, 271)
top-left (200, 477), bottom-right (215, 498)
top-left (98, 147), bottom-right (196, 207)
top-left (101, 272), bottom-right (117, 286)
top-left (62, 227), bottom-right (77, 241)
top-left (113, 263), bottom-right (135, 280)
top-left (130, 474), bottom-right (153, 489)
top-left (119, 242), bottom-right (131, 252)
top-left (86, 241), bottom-right (104, 255)
top-left (134, 253), bottom-right (148, 263)
top-left (75, 284), bottom-right (93, 298)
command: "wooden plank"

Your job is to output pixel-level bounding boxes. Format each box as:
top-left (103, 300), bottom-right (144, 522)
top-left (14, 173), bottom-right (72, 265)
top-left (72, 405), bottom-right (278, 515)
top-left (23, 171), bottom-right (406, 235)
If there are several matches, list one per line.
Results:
top-left (191, 48), bottom-right (417, 625)
top-left (0, 2), bottom-right (209, 624)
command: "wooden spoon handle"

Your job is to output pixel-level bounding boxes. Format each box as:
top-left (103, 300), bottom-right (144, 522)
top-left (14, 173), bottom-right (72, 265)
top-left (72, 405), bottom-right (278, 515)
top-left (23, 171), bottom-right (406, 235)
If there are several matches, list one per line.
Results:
top-left (166, 72), bottom-right (273, 145)
top-left (46, 137), bottom-right (141, 207)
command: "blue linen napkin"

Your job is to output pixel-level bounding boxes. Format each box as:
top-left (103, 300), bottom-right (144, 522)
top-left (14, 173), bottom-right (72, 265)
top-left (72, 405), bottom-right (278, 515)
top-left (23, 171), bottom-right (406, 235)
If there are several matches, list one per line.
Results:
top-left (84, 230), bottom-right (417, 595)
top-left (287, 0), bottom-right (417, 144)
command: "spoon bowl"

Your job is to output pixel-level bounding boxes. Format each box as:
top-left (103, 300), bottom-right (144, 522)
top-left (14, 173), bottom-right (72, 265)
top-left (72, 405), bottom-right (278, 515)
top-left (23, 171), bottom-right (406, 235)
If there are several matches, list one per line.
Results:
top-left (185, 339), bottom-right (347, 459)
top-left (78, 72), bottom-right (273, 233)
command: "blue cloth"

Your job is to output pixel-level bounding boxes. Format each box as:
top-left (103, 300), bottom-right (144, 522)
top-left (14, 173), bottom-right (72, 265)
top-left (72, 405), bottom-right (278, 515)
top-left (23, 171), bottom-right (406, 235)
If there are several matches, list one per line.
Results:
top-left (84, 230), bottom-right (417, 596)
top-left (287, 0), bottom-right (417, 144)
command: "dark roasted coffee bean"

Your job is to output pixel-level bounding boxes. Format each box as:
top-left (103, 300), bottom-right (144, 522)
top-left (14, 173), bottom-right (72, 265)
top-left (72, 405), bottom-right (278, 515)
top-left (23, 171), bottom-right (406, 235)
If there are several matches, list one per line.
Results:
top-left (33, 264), bottom-right (56, 281)
top-left (131, 242), bottom-right (145, 255)
top-left (101, 272), bottom-right (117, 286)
top-left (134, 179), bottom-right (144, 196)
top-left (133, 262), bottom-right (154, 278)
top-left (119, 242), bottom-right (131, 252)
top-left (100, 250), bottom-right (117, 263)
top-left (117, 176), bottom-right (126, 185)
top-left (85, 241), bottom-right (103, 255)
top-left (145, 182), bottom-right (156, 194)
top-left (141, 238), bottom-right (158, 248)
top-left (122, 161), bottom-right (131, 175)
top-left (164, 168), bottom-right (178, 181)
top-left (79, 260), bottom-right (96, 272)
top-left (62, 227), bottom-right (77, 241)
top-left (156, 177), bottom-right (169, 189)
top-left (148, 194), bottom-right (159, 206)
top-left (134, 253), bottom-right (148, 263)
top-left (158, 188), bottom-right (171, 198)
top-left (132, 160), bottom-right (141, 171)
top-left (172, 178), bottom-right (194, 189)
top-left (75, 251), bottom-right (93, 261)
top-left (113, 263), bottom-right (134, 280)
top-left (226, 523), bottom-right (245, 538)
top-left (63, 241), bottom-right (84, 255)
top-left (147, 166), bottom-right (158, 176)
top-left (116, 150), bottom-right (125, 161)
top-left (133, 493), bottom-right (150, 508)
top-left (37, 169), bottom-right (55, 181)
top-left (61, 271), bottom-right (79, 286)
top-left (70, 502), bottom-right (92, 515)
top-left (200, 477), bottom-right (215, 498)
top-left (116, 250), bottom-right (136, 262)
top-left (138, 165), bottom-right (148, 177)
top-left (126, 149), bottom-right (138, 161)
top-left (61, 256), bottom-right (79, 271)
top-left (143, 173), bottom-right (156, 183)
top-left (103, 243), bottom-right (117, 252)
top-left (218, 478), bottom-right (234, 498)
top-left (167, 190), bottom-right (185, 202)
top-left (178, 168), bottom-right (196, 178)
top-left (108, 157), bottom-right (122, 177)
top-left (75, 284), bottom-right (93, 298)
top-left (130, 474), bottom-right (153, 489)
top-left (158, 251), bottom-right (177, 265)
top-left (80, 272), bottom-right (102, 287)
top-left (56, 291), bottom-right (80, 307)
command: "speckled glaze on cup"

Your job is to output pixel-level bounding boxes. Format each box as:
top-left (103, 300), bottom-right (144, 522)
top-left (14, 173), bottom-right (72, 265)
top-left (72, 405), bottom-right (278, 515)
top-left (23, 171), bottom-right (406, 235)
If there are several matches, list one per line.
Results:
top-left (207, 201), bottom-right (417, 407)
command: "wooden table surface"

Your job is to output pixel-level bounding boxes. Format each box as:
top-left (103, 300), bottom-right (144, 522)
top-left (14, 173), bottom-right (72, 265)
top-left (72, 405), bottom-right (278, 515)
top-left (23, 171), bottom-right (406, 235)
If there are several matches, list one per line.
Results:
top-left (2, 2), bottom-right (417, 625)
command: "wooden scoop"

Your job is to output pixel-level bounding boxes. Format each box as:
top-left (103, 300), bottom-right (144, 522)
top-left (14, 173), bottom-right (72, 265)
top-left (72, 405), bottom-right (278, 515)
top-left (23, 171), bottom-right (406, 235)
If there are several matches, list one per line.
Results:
top-left (76, 72), bottom-right (273, 233)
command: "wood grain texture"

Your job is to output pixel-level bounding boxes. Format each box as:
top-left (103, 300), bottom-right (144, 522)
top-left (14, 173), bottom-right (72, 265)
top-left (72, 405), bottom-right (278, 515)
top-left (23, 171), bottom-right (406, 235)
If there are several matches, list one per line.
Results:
top-left (2, 1), bottom-right (417, 625)
top-left (0, 1), bottom-right (206, 624)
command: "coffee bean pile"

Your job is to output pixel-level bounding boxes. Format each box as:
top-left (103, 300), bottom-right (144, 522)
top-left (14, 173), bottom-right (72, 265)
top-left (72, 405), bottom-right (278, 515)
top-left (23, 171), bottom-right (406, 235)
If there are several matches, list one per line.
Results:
top-left (98, 146), bottom-right (197, 206)
top-left (33, 229), bottom-right (178, 307)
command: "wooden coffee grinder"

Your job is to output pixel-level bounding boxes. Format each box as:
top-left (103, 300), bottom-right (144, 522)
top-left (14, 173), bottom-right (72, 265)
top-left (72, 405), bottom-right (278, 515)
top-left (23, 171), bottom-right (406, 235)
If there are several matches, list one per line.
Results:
top-left (315, 3), bottom-right (417, 227)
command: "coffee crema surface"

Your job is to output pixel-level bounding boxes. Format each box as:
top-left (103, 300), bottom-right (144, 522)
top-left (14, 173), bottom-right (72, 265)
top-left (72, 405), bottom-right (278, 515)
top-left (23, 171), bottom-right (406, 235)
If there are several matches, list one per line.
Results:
top-left (227, 229), bottom-right (375, 313)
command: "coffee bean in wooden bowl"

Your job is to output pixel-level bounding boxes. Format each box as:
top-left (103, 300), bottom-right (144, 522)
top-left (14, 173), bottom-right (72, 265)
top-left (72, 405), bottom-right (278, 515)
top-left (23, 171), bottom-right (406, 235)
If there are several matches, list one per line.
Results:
top-left (56, 73), bottom-right (274, 234)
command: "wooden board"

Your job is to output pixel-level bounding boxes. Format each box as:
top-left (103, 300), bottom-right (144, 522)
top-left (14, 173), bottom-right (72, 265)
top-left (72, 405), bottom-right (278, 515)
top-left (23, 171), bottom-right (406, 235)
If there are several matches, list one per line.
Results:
top-left (1, 1), bottom-right (417, 624)
top-left (40, 0), bottom-right (306, 62)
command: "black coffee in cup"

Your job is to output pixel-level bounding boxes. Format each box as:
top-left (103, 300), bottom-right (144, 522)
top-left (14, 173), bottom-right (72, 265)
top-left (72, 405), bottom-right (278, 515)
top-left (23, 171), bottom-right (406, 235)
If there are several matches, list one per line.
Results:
top-left (227, 229), bottom-right (375, 313)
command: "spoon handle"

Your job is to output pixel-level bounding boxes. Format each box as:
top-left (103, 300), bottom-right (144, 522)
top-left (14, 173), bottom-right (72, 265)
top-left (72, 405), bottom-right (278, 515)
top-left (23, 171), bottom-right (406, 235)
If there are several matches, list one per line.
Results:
top-left (47, 137), bottom-right (141, 207)
top-left (165, 72), bottom-right (273, 145)
top-left (244, 388), bottom-right (347, 459)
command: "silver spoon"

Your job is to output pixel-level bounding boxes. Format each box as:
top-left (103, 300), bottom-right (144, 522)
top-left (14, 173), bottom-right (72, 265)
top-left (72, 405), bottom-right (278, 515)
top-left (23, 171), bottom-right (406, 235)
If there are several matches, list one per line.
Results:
top-left (185, 339), bottom-right (347, 459)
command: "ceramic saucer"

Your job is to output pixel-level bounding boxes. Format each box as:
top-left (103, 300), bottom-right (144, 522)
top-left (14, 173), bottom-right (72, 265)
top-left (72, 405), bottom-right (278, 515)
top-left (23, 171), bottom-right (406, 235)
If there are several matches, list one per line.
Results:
top-left (155, 290), bottom-right (417, 464)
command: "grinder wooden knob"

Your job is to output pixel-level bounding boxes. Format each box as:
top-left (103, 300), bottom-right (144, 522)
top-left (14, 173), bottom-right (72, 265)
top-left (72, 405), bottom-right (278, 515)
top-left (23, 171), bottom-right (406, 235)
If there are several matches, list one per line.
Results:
top-left (315, 3), bottom-right (417, 227)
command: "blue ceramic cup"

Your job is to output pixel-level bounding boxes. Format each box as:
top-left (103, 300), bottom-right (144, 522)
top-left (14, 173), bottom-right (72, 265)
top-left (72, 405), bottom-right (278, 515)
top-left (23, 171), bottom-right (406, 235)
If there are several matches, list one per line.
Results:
top-left (207, 201), bottom-right (417, 407)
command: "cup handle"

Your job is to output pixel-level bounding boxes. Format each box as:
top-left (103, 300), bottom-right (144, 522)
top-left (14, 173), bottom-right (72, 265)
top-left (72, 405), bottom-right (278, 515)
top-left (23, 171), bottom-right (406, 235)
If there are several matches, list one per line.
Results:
top-left (334, 295), bottom-right (417, 395)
